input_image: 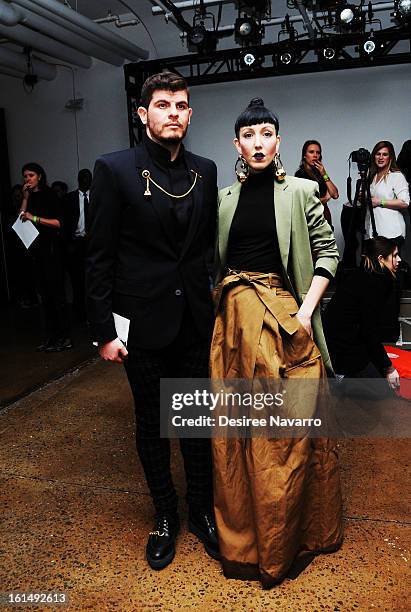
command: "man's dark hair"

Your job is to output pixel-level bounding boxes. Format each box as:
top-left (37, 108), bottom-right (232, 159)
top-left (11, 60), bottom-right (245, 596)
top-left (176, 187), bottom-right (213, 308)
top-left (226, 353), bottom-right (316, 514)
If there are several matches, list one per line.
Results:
top-left (78, 168), bottom-right (92, 183)
top-left (51, 180), bottom-right (68, 193)
top-left (235, 97), bottom-right (279, 138)
top-left (139, 71), bottom-right (189, 109)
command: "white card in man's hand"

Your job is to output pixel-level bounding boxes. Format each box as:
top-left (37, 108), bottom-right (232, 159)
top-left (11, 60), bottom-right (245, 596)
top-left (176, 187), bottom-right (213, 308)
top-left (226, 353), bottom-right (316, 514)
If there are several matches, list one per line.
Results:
top-left (113, 312), bottom-right (130, 346)
top-left (12, 216), bottom-right (39, 249)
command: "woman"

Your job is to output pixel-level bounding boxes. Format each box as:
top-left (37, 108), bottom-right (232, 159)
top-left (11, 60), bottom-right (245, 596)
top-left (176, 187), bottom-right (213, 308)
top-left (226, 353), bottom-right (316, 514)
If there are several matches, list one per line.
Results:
top-left (295, 140), bottom-right (339, 227)
top-left (323, 237), bottom-right (400, 388)
top-left (19, 162), bottom-right (71, 351)
top-left (366, 141), bottom-right (409, 245)
top-left (211, 99), bottom-right (343, 588)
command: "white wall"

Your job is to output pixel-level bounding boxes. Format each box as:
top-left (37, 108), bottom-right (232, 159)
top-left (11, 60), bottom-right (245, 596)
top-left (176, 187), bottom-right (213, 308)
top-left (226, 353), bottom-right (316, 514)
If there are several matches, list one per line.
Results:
top-left (1, 54), bottom-right (410, 252)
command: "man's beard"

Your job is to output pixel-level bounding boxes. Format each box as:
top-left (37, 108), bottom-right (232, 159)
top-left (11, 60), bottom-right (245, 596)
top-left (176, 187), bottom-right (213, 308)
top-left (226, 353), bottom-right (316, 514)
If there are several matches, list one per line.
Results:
top-left (147, 120), bottom-right (188, 145)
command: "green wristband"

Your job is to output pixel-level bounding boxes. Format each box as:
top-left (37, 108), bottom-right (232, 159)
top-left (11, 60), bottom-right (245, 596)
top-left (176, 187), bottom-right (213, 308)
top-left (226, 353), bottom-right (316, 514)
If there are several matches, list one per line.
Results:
top-left (323, 173), bottom-right (330, 181)
top-left (33, 215), bottom-right (37, 223)
top-left (380, 200), bottom-right (385, 207)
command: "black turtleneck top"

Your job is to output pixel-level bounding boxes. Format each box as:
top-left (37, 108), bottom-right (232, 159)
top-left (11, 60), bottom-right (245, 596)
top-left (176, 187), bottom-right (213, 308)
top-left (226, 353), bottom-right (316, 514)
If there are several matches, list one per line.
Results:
top-left (143, 133), bottom-right (193, 253)
top-left (226, 167), bottom-right (332, 280)
top-left (227, 167), bottom-right (281, 273)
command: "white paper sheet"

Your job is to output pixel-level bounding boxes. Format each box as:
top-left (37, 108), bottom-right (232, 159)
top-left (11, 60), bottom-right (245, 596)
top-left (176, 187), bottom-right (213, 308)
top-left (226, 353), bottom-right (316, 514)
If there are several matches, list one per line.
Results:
top-left (12, 216), bottom-right (39, 249)
top-left (113, 312), bottom-right (130, 346)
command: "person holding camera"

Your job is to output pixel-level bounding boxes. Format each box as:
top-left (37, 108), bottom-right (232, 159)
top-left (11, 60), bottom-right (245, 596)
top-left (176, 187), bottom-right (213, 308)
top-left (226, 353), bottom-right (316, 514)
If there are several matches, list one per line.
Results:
top-left (366, 141), bottom-right (409, 246)
top-left (295, 140), bottom-right (339, 227)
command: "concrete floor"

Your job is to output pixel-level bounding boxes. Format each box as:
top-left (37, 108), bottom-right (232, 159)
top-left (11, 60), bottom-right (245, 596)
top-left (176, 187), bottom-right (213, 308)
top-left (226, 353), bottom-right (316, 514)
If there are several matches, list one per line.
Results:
top-left (0, 360), bottom-right (410, 611)
top-left (0, 304), bottom-right (95, 408)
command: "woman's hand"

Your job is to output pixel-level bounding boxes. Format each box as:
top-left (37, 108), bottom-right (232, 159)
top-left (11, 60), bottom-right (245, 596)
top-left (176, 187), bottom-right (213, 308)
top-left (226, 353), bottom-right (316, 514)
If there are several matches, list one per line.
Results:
top-left (371, 196), bottom-right (381, 208)
top-left (296, 310), bottom-right (313, 337)
top-left (98, 338), bottom-right (128, 363)
top-left (313, 160), bottom-right (326, 176)
top-left (386, 366), bottom-right (400, 391)
top-left (20, 211), bottom-right (34, 222)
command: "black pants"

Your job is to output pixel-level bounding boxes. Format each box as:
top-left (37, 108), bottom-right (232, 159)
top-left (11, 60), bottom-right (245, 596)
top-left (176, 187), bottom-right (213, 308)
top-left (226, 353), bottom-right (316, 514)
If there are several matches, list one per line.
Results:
top-left (65, 237), bottom-right (87, 321)
top-left (124, 312), bottom-right (213, 515)
top-left (35, 241), bottom-right (70, 341)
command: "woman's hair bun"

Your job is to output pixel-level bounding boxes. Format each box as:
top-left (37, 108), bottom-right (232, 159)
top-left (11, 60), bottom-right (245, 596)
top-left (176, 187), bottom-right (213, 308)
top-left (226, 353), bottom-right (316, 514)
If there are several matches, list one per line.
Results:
top-left (248, 97), bottom-right (265, 108)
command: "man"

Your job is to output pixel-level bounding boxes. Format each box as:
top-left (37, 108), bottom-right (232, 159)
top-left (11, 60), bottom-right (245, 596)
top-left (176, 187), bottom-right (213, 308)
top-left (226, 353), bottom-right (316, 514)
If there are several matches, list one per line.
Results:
top-left (86, 72), bottom-right (218, 570)
top-left (64, 169), bottom-right (92, 322)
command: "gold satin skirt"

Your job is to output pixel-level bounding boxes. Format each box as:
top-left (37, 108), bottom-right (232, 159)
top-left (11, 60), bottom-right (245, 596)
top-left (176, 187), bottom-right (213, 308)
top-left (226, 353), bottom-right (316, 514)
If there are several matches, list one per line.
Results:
top-left (210, 271), bottom-right (343, 589)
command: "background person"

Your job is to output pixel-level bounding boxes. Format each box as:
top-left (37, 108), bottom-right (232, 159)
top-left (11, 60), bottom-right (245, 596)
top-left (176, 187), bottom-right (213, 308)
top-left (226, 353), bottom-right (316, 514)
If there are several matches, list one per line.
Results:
top-left (63, 169), bottom-right (92, 323)
top-left (323, 236), bottom-right (400, 389)
top-left (365, 140), bottom-right (409, 246)
top-left (19, 162), bottom-right (71, 352)
top-left (295, 139), bottom-right (339, 227)
top-left (211, 98), bottom-right (342, 589)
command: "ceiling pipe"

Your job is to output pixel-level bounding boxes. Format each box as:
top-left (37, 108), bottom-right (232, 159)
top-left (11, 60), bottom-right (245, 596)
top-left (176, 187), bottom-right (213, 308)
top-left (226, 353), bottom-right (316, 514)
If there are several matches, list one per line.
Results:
top-left (0, 45), bottom-right (56, 79)
top-left (0, 22), bottom-right (92, 68)
top-left (0, 0), bottom-right (21, 25)
top-left (14, 0), bottom-right (149, 60)
top-left (0, 64), bottom-right (26, 78)
top-left (7, 2), bottom-right (123, 65)
top-left (152, 0), bottom-right (231, 14)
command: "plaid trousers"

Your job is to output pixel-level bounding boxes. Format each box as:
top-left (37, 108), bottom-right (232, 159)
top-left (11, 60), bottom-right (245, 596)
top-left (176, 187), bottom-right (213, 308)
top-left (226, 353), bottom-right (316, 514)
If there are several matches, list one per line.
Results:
top-left (124, 313), bottom-right (213, 515)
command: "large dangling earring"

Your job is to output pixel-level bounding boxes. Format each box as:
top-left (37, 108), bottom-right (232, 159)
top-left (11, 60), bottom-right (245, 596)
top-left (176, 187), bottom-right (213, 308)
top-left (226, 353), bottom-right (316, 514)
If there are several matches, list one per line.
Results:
top-left (235, 155), bottom-right (249, 183)
top-left (273, 153), bottom-right (286, 183)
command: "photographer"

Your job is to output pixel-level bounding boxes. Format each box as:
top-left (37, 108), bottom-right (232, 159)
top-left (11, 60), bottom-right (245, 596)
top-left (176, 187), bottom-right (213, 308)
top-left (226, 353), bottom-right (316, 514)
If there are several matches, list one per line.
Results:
top-left (365, 141), bottom-right (409, 246)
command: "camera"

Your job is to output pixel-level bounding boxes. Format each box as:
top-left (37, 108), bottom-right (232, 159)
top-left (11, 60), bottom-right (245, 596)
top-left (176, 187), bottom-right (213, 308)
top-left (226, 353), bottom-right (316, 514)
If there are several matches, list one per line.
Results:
top-left (350, 147), bottom-right (371, 172)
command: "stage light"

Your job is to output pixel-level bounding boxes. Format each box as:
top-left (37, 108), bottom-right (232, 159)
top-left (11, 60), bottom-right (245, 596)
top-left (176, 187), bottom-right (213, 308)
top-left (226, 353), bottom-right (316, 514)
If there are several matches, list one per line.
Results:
top-left (338, 6), bottom-right (355, 24)
top-left (394, 0), bottom-right (411, 21)
top-left (188, 24), bottom-right (206, 47)
top-left (280, 51), bottom-right (293, 65)
top-left (240, 50), bottom-right (264, 69)
top-left (187, 23), bottom-right (217, 54)
top-left (335, 3), bottom-right (364, 31)
top-left (322, 46), bottom-right (336, 60)
top-left (243, 51), bottom-right (256, 66)
top-left (235, 16), bottom-right (263, 46)
top-left (363, 38), bottom-right (376, 54)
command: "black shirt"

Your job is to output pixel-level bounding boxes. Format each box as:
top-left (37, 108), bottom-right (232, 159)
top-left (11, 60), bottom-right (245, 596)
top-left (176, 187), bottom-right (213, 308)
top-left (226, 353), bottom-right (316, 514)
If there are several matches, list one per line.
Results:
top-left (227, 167), bottom-right (282, 273)
top-left (323, 268), bottom-right (393, 375)
top-left (295, 166), bottom-right (328, 198)
top-left (27, 188), bottom-right (62, 251)
top-left (143, 133), bottom-right (194, 254)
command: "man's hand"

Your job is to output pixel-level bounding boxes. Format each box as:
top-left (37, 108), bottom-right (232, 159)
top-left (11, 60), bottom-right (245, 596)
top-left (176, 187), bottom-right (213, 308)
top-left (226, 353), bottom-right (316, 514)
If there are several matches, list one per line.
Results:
top-left (99, 338), bottom-right (128, 363)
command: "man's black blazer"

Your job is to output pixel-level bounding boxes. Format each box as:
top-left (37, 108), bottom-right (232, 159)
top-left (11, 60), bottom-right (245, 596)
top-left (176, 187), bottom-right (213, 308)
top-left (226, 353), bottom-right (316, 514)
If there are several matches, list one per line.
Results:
top-left (63, 190), bottom-right (81, 241)
top-left (86, 141), bottom-right (217, 349)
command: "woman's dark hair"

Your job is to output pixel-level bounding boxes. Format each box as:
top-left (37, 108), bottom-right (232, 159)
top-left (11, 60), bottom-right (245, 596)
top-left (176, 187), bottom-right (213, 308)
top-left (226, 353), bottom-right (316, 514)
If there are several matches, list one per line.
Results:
top-left (369, 140), bottom-right (400, 183)
top-left (234, 98), bottom-right (279, 137)
top-left (362, 237), bottom-right (397, 276)
top-left (22, 162), bottom-right (47, 188)
top-left (297, 140), bottom-right (323, 181)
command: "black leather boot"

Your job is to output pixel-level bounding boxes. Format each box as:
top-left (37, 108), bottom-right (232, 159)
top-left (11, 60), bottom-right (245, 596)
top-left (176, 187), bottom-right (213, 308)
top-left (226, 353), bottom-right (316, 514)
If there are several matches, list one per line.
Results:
top-left (146, 514), bottom-right (180, 570)
top-left (189, 509), bottom-right (220, 560)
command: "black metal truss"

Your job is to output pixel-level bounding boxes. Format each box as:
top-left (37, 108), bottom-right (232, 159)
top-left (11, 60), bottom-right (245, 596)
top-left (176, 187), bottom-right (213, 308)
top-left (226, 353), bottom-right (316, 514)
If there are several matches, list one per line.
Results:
top-left (124, 26), bottom-right (411, 145)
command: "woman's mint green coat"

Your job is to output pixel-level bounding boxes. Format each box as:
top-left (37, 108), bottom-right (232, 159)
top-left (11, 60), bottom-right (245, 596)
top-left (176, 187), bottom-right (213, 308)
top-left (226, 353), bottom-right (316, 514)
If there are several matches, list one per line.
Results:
top-left (215, 175), bottom-right (339, 373)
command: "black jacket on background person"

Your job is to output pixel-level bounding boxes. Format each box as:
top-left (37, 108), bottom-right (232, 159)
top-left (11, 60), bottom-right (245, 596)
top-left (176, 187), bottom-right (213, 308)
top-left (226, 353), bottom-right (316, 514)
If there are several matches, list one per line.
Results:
top-left (86, 139), bottom-right (217, 348)
top-left (322, 267), bottom-right (393, 376)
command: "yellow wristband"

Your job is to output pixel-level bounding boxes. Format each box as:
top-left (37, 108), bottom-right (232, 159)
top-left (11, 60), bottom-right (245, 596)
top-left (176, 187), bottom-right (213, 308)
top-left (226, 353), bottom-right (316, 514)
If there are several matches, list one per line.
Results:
top-left (380, 200), bottom-right (385, 207)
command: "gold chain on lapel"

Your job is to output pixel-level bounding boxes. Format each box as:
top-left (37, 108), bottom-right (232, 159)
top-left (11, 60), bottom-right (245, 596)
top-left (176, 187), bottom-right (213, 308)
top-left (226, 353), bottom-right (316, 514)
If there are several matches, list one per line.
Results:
top-left (142, 169), bottom-right (201, 198)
